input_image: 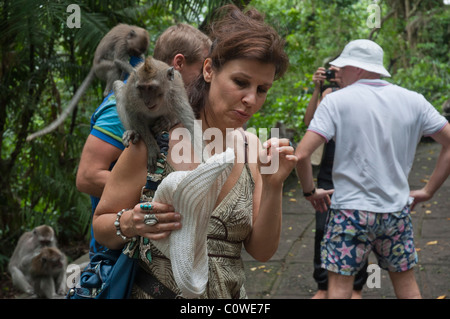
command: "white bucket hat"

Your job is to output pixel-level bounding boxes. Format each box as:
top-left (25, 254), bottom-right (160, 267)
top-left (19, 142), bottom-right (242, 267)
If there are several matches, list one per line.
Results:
top-left (330, 39), bottom-right (391, 77)
top-left (152, 148), bottom-right (235, 298)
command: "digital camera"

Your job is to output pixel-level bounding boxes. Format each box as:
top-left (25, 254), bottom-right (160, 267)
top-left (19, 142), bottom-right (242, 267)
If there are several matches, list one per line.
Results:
top-left (325, 69), bottom-right (335, 80)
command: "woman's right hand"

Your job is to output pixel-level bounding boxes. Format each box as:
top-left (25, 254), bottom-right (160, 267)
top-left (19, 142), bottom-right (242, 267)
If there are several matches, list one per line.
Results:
top-left (123, 201), bottom-right (182, 240)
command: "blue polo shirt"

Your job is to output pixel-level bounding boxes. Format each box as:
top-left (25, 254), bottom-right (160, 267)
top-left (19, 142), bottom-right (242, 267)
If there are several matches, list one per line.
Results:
top-left (88, 93), bottom-right (125, 257)
top-left (90, 92), bottom-right (125, 151)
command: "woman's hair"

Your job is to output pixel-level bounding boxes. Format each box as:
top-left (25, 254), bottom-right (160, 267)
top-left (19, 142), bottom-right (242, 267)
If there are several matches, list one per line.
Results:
top-left (188, 5), bottom-right (289, 117)
top-left (153, 23), bottom-right (211, 65)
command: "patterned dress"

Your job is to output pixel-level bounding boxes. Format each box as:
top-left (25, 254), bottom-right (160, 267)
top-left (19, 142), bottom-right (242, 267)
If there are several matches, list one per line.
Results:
top-left (125, 132), bottom-right (255, 299)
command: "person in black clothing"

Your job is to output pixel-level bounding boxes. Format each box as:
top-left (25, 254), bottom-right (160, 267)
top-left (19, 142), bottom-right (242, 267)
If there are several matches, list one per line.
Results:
top-left (303, 66), bottom-right (368, 299)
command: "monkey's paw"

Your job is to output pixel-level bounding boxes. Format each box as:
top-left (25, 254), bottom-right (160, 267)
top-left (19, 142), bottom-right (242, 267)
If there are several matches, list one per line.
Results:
top-left (122, 130), bottom-right (141, 147)
top-left (147, 154), bottom-right (161, 174)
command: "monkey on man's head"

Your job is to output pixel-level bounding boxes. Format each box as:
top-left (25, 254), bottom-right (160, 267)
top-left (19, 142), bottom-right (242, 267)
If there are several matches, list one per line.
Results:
top-left (114, 56), bottom-right (204, 171)
top-left (26, 23), bottom-right (149, 142)
top-left (94, 23), bottom-right (149, 97)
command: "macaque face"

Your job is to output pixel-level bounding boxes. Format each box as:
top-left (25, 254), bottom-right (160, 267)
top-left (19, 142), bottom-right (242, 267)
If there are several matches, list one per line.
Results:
top-left (33, 225), bottom-right (55, 247)
top-left (136, 80), bottom-right (165, 112)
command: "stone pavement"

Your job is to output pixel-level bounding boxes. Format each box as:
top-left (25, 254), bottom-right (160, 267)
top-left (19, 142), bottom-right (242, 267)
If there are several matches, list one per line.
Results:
top-left (243, 140), bottom-right (450, 299)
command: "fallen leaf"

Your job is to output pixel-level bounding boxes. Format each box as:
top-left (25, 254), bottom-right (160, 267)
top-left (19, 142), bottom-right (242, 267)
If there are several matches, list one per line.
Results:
top-left (416, 248), bottom-right (422, 252)
top-left (425, 210), bottom-right (432, 214)
top-left (420, 178), bottom-right (429, 183)
top-left (250, 267), bottom-right (257, 271)
top-left (289, 198), bottom-right (297, 202)
top-left (437, 295), bottom-right (446, 299)
top-left (258, 265), bottom-right (266, 269)
top-left (426, 240), bottom-right (438, 246)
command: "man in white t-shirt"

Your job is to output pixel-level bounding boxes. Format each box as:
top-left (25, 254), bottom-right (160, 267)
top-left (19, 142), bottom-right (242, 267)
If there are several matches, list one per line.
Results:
top-left (295, 39), bottom-right (450, 299)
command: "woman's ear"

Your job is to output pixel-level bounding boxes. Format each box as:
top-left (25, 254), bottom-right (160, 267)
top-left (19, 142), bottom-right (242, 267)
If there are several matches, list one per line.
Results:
top-left (203, 58), bottom-right (213, 83)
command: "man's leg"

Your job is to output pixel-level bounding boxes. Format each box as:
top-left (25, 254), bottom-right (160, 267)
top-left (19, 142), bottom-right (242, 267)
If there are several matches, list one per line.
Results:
top-left (328, 272), bottom-right (355, 299)
top-left (313, 209), bottom-right (329, 299)
top-left (388, 269), bottom-right (421, 299)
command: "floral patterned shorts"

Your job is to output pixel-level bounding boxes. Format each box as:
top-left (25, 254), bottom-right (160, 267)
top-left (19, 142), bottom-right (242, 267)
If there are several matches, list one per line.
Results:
top-left (321, 206), bottom-right (418, 276)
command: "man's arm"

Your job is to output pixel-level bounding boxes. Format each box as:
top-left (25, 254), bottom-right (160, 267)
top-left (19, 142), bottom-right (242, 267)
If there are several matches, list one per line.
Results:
top-left (76, 134), bottom-right (123, 198)
top-left (410, 123), bottom-right (450, 209)
top-left (295, 130), bottom-right (334, 212)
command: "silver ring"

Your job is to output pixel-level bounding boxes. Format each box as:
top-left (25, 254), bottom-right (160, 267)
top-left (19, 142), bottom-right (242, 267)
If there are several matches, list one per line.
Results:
top-left (144, 213), bottom-right (159, 226)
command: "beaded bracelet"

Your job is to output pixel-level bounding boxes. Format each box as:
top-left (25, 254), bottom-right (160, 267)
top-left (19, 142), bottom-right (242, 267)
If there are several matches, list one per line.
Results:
top-left (114, 209), bottom-right (136, 242)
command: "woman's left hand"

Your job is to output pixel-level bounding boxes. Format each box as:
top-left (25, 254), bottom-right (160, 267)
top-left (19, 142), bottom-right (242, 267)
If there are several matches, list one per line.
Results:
top-left (259, 137), bottom-right (298, 185)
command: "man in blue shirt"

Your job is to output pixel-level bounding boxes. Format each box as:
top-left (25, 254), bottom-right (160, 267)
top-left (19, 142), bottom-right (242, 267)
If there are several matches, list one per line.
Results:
top-left (76, 24), bottom-right (211, 258)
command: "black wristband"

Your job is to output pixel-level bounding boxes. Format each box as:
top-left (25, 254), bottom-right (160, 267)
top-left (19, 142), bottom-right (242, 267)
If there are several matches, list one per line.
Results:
top-left (303, 187), bottom-right (316, 197)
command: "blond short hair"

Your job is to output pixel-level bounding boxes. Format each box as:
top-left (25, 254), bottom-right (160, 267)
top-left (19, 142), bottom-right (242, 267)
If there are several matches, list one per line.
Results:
top-left (153, 23), bottom-right (211, 65)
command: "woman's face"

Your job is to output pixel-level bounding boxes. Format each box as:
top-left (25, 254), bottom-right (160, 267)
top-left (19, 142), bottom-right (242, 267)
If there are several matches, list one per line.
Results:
top-left (203, 58), bottom-right (276, 131)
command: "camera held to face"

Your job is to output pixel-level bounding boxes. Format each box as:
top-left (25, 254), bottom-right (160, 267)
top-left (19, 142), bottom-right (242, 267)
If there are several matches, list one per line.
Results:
top-left (325, 69), bottom-right (335, 81)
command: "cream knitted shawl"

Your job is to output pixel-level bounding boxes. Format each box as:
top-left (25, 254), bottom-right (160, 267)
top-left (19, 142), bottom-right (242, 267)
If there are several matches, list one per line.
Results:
top-left (152, 148), bottom-right (235, 298)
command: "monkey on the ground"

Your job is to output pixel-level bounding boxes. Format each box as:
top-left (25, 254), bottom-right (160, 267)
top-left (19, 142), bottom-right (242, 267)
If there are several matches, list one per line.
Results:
top-left (8, 225), bottom-right (62, 296)
top-left (26, 23), bottom-right (149, 142)
top-left (29, 246), bottom-right (67, 299)
top-left (114, 56), bottom-right (204, 171)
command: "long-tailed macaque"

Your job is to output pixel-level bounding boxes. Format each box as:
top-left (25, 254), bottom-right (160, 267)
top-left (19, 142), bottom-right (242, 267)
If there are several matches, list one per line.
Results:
top-left (114, 56), bottom-right (204, 171)
top-left (26, 24), bottom-right (149, 142)
top-left (8, 225), bottom-right (58, 296)
top-left (29, 246), bottom-right (67, 299)
top-left (94, 23), bottom-right (149, 96)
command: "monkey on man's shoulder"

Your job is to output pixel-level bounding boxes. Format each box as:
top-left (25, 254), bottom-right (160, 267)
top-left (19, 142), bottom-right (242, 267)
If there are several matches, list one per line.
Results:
top-left (114, 56), bottom-right (204, 171)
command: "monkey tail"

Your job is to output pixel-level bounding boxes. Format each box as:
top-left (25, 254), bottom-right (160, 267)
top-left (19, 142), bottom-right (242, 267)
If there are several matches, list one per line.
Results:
top-left (26, 69), bottom-right (96, 142)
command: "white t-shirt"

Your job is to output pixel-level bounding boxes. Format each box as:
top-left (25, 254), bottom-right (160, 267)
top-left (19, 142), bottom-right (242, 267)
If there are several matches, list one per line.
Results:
top-left (308, 79), bottom-right (448, 212)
